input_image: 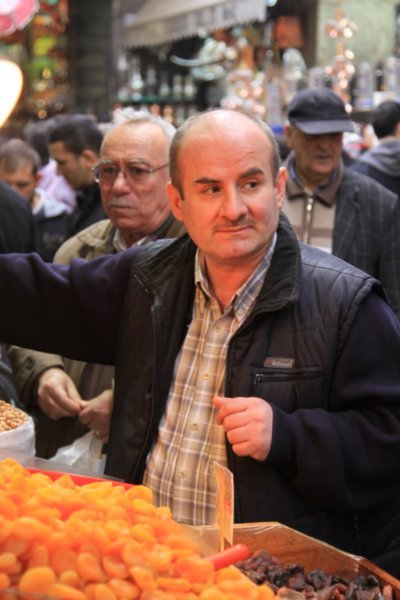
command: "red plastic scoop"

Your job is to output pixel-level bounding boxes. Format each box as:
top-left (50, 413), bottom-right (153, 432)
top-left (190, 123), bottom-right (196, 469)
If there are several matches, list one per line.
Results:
top-left (206, 543), bottom-right (251, 569)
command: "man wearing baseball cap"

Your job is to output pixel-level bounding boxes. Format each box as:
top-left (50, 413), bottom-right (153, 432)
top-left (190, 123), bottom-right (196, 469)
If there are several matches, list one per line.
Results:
top-left (283, 87), bottom-right (400, 319)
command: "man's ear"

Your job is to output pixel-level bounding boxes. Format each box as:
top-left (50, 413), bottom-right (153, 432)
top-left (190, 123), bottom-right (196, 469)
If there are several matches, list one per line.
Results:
top-left (275, 166), bottom-right (287, 209)
top-left (81, 149), bottom-right (99, 169)
top-left (284, 124), bottom-right (294, 149)
top-left (167, 181), bottom-right (184, 222)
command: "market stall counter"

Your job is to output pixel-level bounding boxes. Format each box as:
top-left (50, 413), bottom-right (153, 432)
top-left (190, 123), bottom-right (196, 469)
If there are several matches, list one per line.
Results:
top-left (0, 453), bottom-right (399, 599)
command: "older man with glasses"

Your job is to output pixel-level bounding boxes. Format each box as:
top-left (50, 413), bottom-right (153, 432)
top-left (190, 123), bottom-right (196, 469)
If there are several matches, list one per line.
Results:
top-left (8, 109), bottom-right (185, 458)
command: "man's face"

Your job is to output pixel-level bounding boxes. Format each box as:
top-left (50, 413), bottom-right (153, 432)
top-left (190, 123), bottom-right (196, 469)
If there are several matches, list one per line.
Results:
top-left (168, 112), bottom-right (286, 271)
top-left (98, 123), bottom-right (171, 243)
top-left (285, 125), bottom-right (343, 188)
top-left (49, 141), bottom-right (94, 191)
top-left (0, 161), bottom-right (37, 203)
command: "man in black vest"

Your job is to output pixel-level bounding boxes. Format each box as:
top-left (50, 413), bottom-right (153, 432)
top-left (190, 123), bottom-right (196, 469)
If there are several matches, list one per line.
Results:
top-left (0, 109), bottom-right (398, 576)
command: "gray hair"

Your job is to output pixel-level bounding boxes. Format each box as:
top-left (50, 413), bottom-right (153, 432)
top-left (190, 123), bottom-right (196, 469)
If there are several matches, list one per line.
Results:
top-left (170, 108), bottom-right (281, 196)
top-left (107, 107), bottom-right (176, 143)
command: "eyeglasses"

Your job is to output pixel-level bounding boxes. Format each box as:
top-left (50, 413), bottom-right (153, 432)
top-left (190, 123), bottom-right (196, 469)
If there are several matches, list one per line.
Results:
top-left (92, 161), bottom-right (169, 186)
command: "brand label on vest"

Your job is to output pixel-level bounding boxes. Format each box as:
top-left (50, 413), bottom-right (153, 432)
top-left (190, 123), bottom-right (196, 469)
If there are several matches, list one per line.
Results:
top-left (264, 357), bottom-right (295, 368)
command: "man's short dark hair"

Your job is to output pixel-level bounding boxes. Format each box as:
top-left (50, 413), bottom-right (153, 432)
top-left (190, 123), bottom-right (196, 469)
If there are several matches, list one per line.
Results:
top-left (371, 101), bottom-right (400, 139)
top-left (26, 117), bottom-right (64, 167)
top-left (48, 114), bottom-right (103, 156)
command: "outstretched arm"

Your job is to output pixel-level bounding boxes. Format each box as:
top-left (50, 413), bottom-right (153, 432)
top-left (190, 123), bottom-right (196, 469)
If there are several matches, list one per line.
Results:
top-left (0, 250), bottom-right (135, 363)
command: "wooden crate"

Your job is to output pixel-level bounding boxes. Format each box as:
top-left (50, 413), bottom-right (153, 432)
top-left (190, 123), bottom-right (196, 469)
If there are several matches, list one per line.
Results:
top-left (231, 522), bottom-right (400, 598)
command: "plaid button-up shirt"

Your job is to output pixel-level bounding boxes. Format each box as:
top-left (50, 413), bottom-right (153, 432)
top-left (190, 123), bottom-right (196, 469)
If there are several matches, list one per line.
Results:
top-left (143, 235), bottom-right (276, 525)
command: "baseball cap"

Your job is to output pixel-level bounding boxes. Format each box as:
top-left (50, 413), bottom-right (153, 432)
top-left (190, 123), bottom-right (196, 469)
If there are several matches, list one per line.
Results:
top-left (287, 88), bottom-right (354, 134)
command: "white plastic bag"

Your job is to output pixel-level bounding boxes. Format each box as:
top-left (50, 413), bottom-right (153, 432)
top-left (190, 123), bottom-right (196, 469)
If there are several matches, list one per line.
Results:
top-left (0, 415), bottom-right (36, 456)
top-left (51, 431), bottom-right (106, 474)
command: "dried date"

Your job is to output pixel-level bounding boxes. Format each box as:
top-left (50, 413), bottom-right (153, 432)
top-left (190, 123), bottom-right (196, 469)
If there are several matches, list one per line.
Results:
top-left (235, 550), bottom-right (393, 600)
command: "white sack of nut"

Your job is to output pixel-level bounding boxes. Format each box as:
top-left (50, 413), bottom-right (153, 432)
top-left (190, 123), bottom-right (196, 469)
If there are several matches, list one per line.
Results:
top-left (0, 399), bottom-right (35, 455)
top-left (0, 399), bottom-right (29, 432)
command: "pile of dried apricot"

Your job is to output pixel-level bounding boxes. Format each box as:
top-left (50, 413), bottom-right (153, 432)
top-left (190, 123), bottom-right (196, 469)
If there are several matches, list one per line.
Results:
top-left (0, 458), bottom-right (274, 599)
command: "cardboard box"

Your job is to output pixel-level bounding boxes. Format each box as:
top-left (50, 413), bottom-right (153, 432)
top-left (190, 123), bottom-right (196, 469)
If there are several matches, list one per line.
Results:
top-left (231, 522), bottom-right (400, 597)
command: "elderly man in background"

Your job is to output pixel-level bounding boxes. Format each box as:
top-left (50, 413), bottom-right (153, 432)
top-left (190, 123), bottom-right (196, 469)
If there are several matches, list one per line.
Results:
top-left (283, 87), bottom-right (400, 318)
top-left (8, 109), bottom-right (184, 458)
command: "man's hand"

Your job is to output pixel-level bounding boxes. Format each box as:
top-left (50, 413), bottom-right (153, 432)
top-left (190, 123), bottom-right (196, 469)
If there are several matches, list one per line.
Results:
top-left (213, 395), bottom-right (273, 461)
top-left (37, 368), bottom-right (82, 420)
top-left (79, 389), bottom-right (113, 444)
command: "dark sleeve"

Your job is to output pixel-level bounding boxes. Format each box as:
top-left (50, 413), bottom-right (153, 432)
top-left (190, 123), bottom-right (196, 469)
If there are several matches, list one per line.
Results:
top-left (268, 293), bottom-right (400, 512)
top-left (376, 191), bottom-right (400, 319)
top-left (0, 249), bottom-right (137, 364)
top-left (0, 182), bottom-right (36, 253)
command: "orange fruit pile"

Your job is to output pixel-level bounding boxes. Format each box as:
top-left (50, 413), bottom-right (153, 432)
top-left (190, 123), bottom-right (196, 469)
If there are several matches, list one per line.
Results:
top-left (0, 458), bottom-right (274, 599)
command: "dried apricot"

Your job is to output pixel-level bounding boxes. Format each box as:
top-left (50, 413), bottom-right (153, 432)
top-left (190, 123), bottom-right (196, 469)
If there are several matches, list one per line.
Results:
top-left (108, 577), bottom-right (140, 599)
top-left (76, 552), bottom-right (104, 582)
top-left (18, 566), bottom-right (56, 595)
top-left (50, 582), bottom-right (87, 600)
top-left (0, 459), bottom-right (272, 600)
top-left (0, 552), bottom-right (20, 574)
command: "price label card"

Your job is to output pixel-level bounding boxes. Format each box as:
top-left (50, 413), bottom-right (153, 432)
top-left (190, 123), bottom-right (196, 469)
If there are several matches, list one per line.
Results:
top-left (213, 461), bottom-right (234, 551)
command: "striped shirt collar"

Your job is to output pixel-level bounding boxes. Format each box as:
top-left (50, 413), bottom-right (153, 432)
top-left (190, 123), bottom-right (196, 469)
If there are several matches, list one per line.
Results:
top-left (194, 233), bottom-right (277, 319)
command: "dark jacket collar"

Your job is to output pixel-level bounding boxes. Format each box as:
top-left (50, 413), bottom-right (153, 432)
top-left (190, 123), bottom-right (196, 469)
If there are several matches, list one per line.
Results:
top-left (134, 213), bottom-right (301, 314)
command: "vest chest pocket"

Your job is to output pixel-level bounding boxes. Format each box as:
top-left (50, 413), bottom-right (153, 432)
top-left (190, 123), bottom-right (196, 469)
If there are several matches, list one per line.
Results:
top-left (252, 366), bottom-right (324, 411)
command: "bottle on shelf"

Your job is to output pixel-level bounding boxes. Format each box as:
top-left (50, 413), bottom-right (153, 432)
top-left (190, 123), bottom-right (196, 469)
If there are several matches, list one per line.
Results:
top-left (353, 62), bottom-right (374, 110)
top-left (129, 55), bottom-right (144, 100)
top-left (174, 105), bottom-right (186, 127)
top-left (116, 50), bottom-right (129, 100)
top-left (172, 74), bottom-right (183, 100)
top-left (183, 74), bottom-right (196, 100)
top-left (383, 56), bottom-right (400, 100)
top-left (159, 72), bottom-right (171, 98)
top-left (144, 65), bottom-right (158, 97)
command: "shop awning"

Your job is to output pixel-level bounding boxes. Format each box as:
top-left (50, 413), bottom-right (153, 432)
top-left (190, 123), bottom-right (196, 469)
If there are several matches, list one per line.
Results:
top-left (124, 0), bottom-right (267, 48)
